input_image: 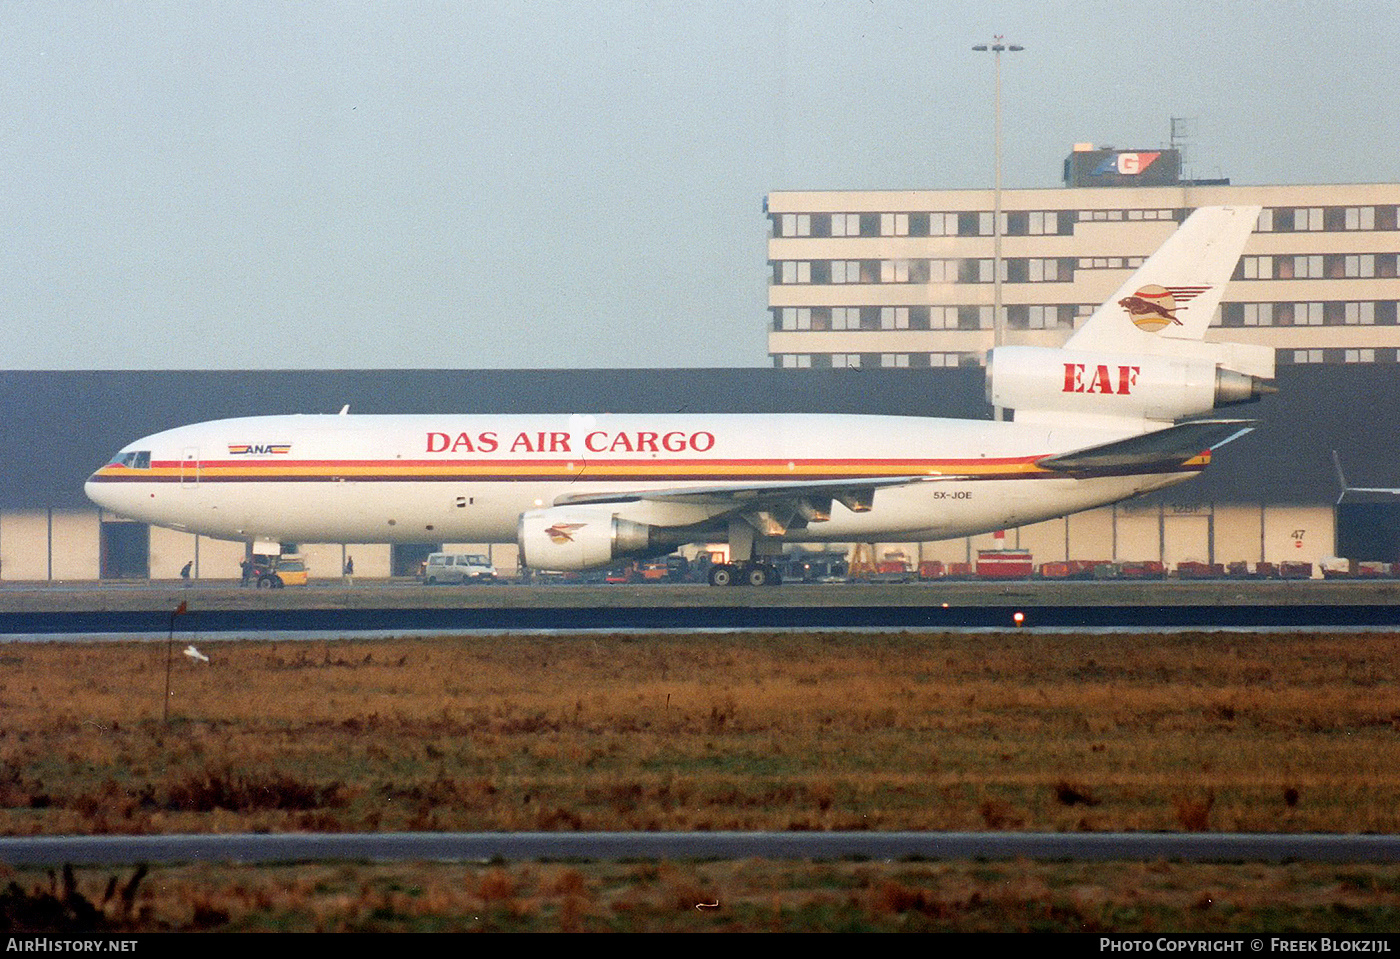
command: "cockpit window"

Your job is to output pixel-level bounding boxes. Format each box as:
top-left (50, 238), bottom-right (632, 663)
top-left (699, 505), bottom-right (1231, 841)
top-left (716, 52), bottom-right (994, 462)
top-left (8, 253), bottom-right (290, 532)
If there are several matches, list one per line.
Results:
top-left (112, 451), bottom-right (151, 469)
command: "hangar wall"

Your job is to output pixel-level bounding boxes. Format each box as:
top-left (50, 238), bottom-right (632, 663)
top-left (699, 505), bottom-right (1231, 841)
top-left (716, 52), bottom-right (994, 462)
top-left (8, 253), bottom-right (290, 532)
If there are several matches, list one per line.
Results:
top-left (0, 501), bottom-right (1336, 583)
top-left (0, 365), bottom-right (1384, 582)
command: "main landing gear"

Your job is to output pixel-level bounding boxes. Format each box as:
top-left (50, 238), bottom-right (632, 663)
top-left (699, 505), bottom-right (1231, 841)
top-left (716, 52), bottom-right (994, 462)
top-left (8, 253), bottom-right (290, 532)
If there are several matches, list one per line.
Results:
top-left (707, 562), bottom-right (782, 587)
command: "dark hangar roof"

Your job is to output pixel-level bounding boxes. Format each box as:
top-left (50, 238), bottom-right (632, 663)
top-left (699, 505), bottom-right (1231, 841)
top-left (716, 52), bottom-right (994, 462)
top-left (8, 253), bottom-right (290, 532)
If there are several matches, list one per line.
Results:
top-left (0, 365), bottom-right (1388, 510)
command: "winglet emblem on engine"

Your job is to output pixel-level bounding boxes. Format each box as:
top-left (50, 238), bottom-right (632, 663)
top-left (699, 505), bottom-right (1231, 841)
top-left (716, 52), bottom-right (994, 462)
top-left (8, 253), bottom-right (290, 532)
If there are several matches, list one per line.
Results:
top-left (544, 523), bottom-right (586, 544)
top-left (1119, 284), bottom-right (1210, 332)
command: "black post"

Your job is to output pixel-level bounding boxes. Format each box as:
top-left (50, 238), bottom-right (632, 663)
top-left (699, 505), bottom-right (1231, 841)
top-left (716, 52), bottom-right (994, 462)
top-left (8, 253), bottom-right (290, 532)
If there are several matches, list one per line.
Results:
top-left (163, 601), bottom-right (187, 723)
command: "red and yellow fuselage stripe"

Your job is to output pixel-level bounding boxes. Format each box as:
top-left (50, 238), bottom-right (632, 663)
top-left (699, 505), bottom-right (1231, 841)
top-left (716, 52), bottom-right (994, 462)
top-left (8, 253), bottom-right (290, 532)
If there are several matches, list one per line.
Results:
top-left (89, 451), bottom-right (1208, 484)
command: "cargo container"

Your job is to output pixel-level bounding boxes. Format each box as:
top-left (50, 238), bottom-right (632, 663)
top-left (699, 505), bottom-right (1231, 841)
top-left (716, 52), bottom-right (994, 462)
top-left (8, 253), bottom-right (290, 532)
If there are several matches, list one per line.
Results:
top-left (1117, 561), bottom-right (1167, 580)
top-left (945, 562), bottom-right (975, 580)
top-left (1175, 561), bottom-right (1225, 580)
top-left (917, 560), bottom-right (945, 581)
top-left (976, 549), bottom-right (1034, 579)
top-left (1037, 559), bottom-right (1105, 580)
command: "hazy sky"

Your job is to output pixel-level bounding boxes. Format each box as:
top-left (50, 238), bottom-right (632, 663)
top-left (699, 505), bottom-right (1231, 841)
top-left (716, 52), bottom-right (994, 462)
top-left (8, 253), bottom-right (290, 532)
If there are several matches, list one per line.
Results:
top-left (3, 0), bottom-right (1396, 370)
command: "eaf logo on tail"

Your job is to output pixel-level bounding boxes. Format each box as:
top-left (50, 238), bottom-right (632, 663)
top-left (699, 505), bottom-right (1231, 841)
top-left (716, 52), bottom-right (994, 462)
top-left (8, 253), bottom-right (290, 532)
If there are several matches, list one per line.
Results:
top-left (1119, 284), bottom-right (1211, 332)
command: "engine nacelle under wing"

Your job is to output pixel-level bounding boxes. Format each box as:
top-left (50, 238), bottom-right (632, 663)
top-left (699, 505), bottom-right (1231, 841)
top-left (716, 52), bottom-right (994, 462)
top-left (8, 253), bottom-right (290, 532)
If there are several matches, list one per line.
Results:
top-left (986, 346), bottom-right (1271, 422)
top-left (517, 506), bottom-right (653, 572)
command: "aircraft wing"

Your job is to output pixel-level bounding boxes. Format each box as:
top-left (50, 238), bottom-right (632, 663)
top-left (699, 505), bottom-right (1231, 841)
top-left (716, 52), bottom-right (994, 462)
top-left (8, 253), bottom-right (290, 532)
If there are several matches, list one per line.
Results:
top-left (549, 419), bottom-right (1253, 533)
top-left (554, 473), bottom-right (950, 515)
top-left (1036, 419), bottom-right (1255, 476)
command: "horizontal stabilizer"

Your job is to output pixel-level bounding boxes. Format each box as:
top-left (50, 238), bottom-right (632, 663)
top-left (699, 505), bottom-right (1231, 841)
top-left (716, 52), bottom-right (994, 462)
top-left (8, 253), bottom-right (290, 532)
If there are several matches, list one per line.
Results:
top-left (1037, 419), bottom-right (1255, 476)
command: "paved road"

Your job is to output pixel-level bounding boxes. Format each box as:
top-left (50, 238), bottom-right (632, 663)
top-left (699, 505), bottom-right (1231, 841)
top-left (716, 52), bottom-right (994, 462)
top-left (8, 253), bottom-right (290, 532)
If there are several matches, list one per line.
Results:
top-left (2, 831), bottom-right (1398, 866)
top-left (7, 579), bottom-right (1400, 611)
top-left (4, 580), bottom-right (1400, 635)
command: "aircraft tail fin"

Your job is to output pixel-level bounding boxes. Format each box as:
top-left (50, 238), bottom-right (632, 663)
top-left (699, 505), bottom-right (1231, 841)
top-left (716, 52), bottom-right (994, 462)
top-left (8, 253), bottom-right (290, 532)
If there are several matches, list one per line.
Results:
top-left (1064, 204), bottom-right (1262, 357)
top-left (989, 205), bottom-right (1274, 429)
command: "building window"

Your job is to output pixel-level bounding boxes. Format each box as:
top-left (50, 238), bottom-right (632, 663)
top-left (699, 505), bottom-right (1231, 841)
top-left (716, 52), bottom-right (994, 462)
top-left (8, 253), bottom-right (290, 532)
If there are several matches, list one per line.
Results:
top-left (1262, 206), bottom-right (1397, 232)
top-left (880, 353), bottom-right (910, 368)
top-left (1292, 302), bottom-right (1324, 326)
top-left (1028, 211), bottom-right (1062, 235)
top-left (1243, 303), bottom-right (1274, 326)
top-left (1244, 252), bottom-right (1384, 280)
top-left (880, 307), bottom-right (909, 330)
top-left (1345, 302), bottom-right (1377, 325)
top-left (926, 213), bottom-right (959, 236)
top-left (778, 308), bottom-right (812, 331)
top-left (1079, 208), bottom-right (1177, 223)
top-left (1077, 257), bottom-right (1131, 270)
top-left (1241, 256), bottom-right (1272, 279)
top-left (830, 307), bottom-right (860, 331)
top-left (1345, 349), bottom-right (1376, 363)
top-left (778, 261), bottom-right (811, 284)
top-left (779, 214), bottom-right (811, 237)
top-left (1005, 305), bottom-right (1068, 329)
top-left (1292, 349), bottom-right (1324, 364)
top-left (830, 213), bottom-right (860, 237)
top-left (928, 352), bottom-right (961, 368)
top-left (880, 213), bottom-right (909, 236)
top-left (928, 306), bottom-right (956, 330)
top-left (829, 260), bottom-right (861, 284)
top-left (831, 353), bottom-right (861, 368)
top-left (1345, 255), bottom-right (1376, 278)
top-left (880, 259), bottom-right (910, 283)
top-left (778, 354), bottom-right (811, 369)
top-left (1282, 255), bottom-right (1324, 279)
top-left (961, 259), bottom-right (994, 283)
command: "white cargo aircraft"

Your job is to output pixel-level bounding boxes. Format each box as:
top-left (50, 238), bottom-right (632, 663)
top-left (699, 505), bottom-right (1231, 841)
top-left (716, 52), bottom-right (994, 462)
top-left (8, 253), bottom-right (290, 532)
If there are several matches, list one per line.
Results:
top-left (87, 206), bottom-right (1272, 586)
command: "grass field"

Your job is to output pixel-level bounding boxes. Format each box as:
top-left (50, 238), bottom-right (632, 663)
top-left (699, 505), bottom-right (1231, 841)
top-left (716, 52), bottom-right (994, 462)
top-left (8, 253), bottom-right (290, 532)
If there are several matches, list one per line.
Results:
top-left (2, 629), bottom-right (1398, 932)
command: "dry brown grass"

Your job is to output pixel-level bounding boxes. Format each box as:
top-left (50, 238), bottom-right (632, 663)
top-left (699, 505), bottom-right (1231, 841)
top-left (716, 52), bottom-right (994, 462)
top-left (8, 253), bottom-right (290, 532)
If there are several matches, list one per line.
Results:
top-left (5, 628), bottom-right (1400, 931)
top-left (4, 857), bottom-right (1399, 932)
top-left (1, 629), bottom-right (1398, 836)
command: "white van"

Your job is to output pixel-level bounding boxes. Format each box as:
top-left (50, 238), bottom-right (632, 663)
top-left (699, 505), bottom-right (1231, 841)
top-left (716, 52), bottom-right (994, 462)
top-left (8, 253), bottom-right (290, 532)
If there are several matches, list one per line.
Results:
top-left (421, 553), bottom-right (498, 584)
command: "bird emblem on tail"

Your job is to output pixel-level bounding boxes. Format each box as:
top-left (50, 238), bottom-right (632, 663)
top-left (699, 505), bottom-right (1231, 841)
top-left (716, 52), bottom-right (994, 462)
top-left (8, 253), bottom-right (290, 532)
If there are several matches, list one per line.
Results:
top-left (1119, 284), bottom-right (1212, 332)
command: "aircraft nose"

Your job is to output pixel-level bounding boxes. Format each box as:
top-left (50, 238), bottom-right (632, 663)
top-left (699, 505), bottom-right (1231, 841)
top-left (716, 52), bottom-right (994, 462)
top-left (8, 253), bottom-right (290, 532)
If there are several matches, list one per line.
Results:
top-left (85, 454), bottom-right (132, 514)
top-left (85, 470), bottom-right (115, 511)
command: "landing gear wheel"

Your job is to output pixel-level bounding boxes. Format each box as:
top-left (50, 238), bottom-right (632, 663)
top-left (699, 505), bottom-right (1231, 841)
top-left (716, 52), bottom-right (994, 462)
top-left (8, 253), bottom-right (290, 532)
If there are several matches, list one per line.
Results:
top-left (707, 564), bottom-right (735, 587)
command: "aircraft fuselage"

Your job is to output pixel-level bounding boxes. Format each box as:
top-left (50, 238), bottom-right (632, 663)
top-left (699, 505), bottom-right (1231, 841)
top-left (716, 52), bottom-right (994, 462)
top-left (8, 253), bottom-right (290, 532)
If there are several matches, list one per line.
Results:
top-left (86, 412), bottom-right (1199, 547)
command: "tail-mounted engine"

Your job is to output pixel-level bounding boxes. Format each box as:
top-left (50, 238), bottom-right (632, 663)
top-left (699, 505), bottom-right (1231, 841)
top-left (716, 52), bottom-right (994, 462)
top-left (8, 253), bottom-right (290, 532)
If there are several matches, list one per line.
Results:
top-left (986, 346), bottom-right (1273, 422)
top-left (517, 505), bottom-right (655, 572)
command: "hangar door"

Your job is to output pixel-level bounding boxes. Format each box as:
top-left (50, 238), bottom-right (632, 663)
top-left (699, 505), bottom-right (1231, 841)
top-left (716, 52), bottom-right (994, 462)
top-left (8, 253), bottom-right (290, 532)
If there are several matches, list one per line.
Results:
top-left (100, 521), bottom-right (150, 580)
top-left (1161, 503), bottom-right (1214, 567)
top-left (1336, 502), bottom-right (1400, 562)
top-left (391, 543), bottom-right (441, 578)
